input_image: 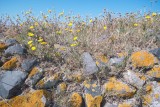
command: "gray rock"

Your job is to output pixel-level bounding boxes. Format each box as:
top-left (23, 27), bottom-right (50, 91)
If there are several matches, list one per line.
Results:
top-left (25, 71), bottom-right (44, 87)
top-left (150, 48), bottom-right (160, 59)
top-left (0, 70), bottom-right (27, 99)
top-left (5, 38), bottom-right (18, 46)
top-left (123, 70), bottom-right (145, 88)
top-left (144, 81), bottom-right (160, 107)
top-left (104, 103), bottom-right (118, 107)
top-left (5, 44), bottom-right (26, 55)
top-left (21, 58), bottom-right (37, 73)
top-left (109, 57), bottom-right (124, 66)
top-left (83, 80), bottom-right (102, 107)
top-left (81, 52), bottom-right (99, 75)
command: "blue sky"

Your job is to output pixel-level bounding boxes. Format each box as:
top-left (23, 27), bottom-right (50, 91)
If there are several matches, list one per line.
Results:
top-left (0, 0), bottom-right (160, 18)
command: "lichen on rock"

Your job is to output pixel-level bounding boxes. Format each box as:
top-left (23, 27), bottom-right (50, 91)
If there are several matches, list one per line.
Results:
top-left (131, 50), bottom-right (158, 67)
top-left (69, 92), bottom-right (82, 107)
top-left (2, 57), bottom-right (18, 70)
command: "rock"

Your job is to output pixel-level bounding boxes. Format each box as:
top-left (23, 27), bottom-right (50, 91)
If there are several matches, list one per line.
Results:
top-left (5, 44), bottom-right (26, 55)
top-left (21, 58), bottom-right (37, 72)
top-left (35, 72), bottom-right (62, 89)
top-left (0, 70), bottom-right (27, 99)
top-left (142, 81), bottom-right (160, 107)
top-left (131, 50), bottom-right (158, 67)
top-left (56, 82), bottom-right (67, 93)
top-left (5, 38), bottom-right (18, 46)
top-left (123, 70), bottom-right (146, 88)
top-left (68, 92), bottom-right (83, 107)
top-left (2, 57), bottom-right (18, 70)
top-left (150, 48), bottom-right (160, 60)
top-left (95, 53), bottom-right (108, 69)
top-left (104, 103), bottom-right (118, 107)
top-left (83, 80), bottom-right (102, 107)
top-left (81, 52), bottom-right (99, 75)
top-left (25, 67), bottom-right (44, 87)
top-left (147, 65), bottom-right (160, 81)
top-left (0, 42), bottom-right (7, 50)
top-left (103, 77), bottom-right (136, 97)
top-left (0, 90), bottom-right (51, 107)
top-left (109, 57), bottom-right (124, 66)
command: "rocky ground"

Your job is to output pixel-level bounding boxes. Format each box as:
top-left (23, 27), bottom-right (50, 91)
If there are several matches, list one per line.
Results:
top-left (0, 36), bottom-right (160, 107)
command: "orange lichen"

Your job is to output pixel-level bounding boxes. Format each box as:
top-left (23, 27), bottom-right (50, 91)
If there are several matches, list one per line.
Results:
top-left (2, 57), bottom-right (18, 70)
top-left (0, 90), bottom-right (50, 107)
top-left (83, 81), bottom-right (91, 89)
top-left (0, 43), bottom-right (7, 50)
top-left (131, 51), bottom-right (157, 67)
top-left (92, 83), bottom-right (97, 88)
top-left (69, 92), bottom-right (82, 107)
top-left (118, 103), bottom-right (131, 107)
top-left (145, 85), bottom-right (152, 93)
top-left (143, 95), bottom-right (152, 105)
top-left (104, 77), bottom-right (136, 97)
top-left (59, 82), bottom-right (67, 92)
top-left (28, 67), bottom-right (39, 78)
top-left (154, 94), bottom-right (159, 99)
top-left (36, 79), bottom-right (45, 87)
top-left (95, 54), bottom-right (108, 63)
top-left (147, 65), bottom-right (160, 78)
top-left (85, 93), bottom-right (102, 107)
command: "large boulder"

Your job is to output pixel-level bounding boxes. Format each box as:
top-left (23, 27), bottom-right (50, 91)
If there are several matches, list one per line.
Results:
top-left (21, 58), bottom-right (37, 73)
top-left (81, 52), bottom-right (99, 75)
top-left (5, 44), bottom-right (26, 55)
top-left (0, 70), bottom-right (27, 99)
top-left (5, 38), bottom-right (18, 46)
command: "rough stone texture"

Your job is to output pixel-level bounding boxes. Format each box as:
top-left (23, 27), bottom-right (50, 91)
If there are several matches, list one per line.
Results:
top-left (2, 57), bottom-right (18, 70)
top-left (0, 70), bottom-right (27, 99)
top-left (109, 57), bottom-right (124, 66)
top-left (103, 103), bottom-right (118, 107)
top-left (83, 80), bottom-right (102, 107)
top-left (5, 44), bottom-right (26, 55)
top-left (123, 70), bottom-right (146, 88)
top-left (103, 77), bottom-right (136, 97)
top-left (150, 48), bottom-right (160, 60)
top-left (68, 92), bottom-right (82, 107)
top-left (0, 42), bottom-right (7, 50)
top-left (131, 50), bottom-right (158, 67)
top-left (35, 73), bottom-right (61, 89)
top-left (21, 58), bottom-right (37, 72)
top-left (147, 65), bottom-right (160, 80)
top-left (81, 52), bottom-right (99, 75)
top-left (5, 38), bottom-right (18, 46)
top-left (95, 53), bottom-right (108, 69)
top-left (143, 81), bottom-right (160, 107)
top-left (0, 90), bottom-right (51, 107)
top-left (56, 82), bottom-right (67, 93)
top-left (25, 67), bottom-right (44, 87)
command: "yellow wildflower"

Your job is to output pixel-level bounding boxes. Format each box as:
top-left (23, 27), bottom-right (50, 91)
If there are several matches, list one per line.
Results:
top-left (56, 30), bottom-right (62, 35)
top-left (70, 43), bottom-right (78, 47)
top-left (59, 12), bottom-right (64, 16)
top-left (133, 23), bottom-right (138, 27)
top-left (28, 40), bottom-right (33, 45)
top-left (34, 22), bottom-right (39, 26)
top-left (89, 19), bottom-right (93, 23)
top-left (103, 26), bottom-right (107, 30)
top-left (29, 26), bottom-right (34, 29)
top-left (68, 22), bottom-right (73, 27)
top-left (73, 36), bottom-right (78, 41)
top-left (152, 12), bottom-right (157, 16)
top-left (76, 29), bottom-right (80, 32)
top-left (31, 46), bottom-right (36, 51)
top-left (28, 32), bottom-right (34, 37)
top-left (38, 39), bottom-right (43, 42)
top-left (65, 28), bottom-right (68, 31)
top-left (48, 10), bottom-right (52, 13)
top-left (69, 29), bottom-right (73, 32)
top-left (41, 42), bottom-right (47, 45)
top-left (145, 15), bottom-right (151, 19)
top-left (29, 44), bottom-right (32, 47)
